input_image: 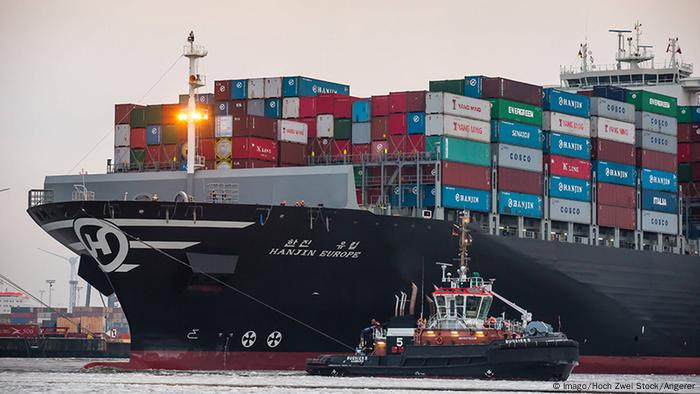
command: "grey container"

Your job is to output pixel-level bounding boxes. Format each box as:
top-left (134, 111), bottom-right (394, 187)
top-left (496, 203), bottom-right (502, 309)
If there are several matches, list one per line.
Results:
top-left (351, 122), bottom-right (371, 144)
top-left (641, 210), bottom-right (678, 234)
top-left (590, 97), bottom-right (635, 123)
top-left (494, 143), bottom-right (542, 173)
top-left (246, 99), bottom-right (265, 117)
top-left (635, 111), bottom-right (678, 136)
top-left (635, 130), bottom-right (677, 154)
top-left (549, 197), bottom-right (591, 224)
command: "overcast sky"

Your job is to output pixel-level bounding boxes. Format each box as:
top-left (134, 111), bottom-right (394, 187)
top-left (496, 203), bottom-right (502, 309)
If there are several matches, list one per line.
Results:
top-left (1, 0), bottom-right (699, 308)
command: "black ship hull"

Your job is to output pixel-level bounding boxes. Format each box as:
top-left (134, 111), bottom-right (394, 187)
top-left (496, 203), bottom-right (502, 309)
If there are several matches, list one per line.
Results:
top-left (27, 201), bottom-right (700, 373)
top-left (305, 338), bottom-right (579, 380)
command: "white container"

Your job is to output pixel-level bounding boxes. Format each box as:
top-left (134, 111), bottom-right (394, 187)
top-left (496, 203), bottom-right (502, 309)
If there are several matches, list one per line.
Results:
top-left (589, 97), bottom-right (635, 123)
top-left (114, 147), bottom-right (130, 169)
top-left (215, 115), bottom-right (233, 137)
top-left (641, 210), bottom-right (678, 235)
top-left (590, 116), bottom-right (635, 144)
top-left (542, 112), bottom-right (591, 138)
top-left (425, 92), bottom-right (490, 121)
top-left (264, 77), bottom-right (282, 98)
top-left (351, 122), bottom-right (371, 144)
top-left (635, 112), bottom-right (678, 136)
top-left (278, 120), bottom-right (308, 144)
top-left (425, 114), bottom-right (490, 143)
top-left (282, 98), bottom-right (300, 119)
top-left (247, 78), bottom-right (265, 99)
top-left (246, 99), bottom-right (265, 117)
top-left (549, 197), bottom-right (591, 224)
top-left (636, 130), bottom-right (677, 154)
top-left (114, 124), bottom-right (130, 147)
top-left (316, 114), bottom-right (334, 138)
top-left (215, 138), bottom-right (232, 159)
top-left (494, 143), bottom-right (543, 173)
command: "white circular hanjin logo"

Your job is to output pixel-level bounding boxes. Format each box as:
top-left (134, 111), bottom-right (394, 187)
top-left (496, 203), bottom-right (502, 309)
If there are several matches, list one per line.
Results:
top-left (219, 85), bottom-right (225, 92)
top-left (236, 82), bottom-right (243, 88)
top-left (73, 218), bottom-right (129, 273)
top-left (413, 115), bottom-right (420, 122)
top-left (287, 79), bottom-right (295, 86)
top-left (469, 78), bottom-right (477, 86)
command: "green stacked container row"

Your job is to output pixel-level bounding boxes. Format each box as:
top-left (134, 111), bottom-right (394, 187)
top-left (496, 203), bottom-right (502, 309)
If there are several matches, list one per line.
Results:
top-left (130, 148), bottom-right (146, 168)
top-left (678, 163), bottom-right (691, 182)
top-left (426, 136), bottom-right (490, 166)
top-left (162, 124), bottom-right (179, 144)
top-left (489, 98), bottom-right (543, 127)
top-left (625, 90), bottom-right (677, 118)
top-left (334, 118), bottom-right (352, 140)
top-left (428, 79), bottom-right (465, 96)
top-left (145, 105), bottom-right (163, 125)
top-left (130, 108), bottom-right (146, 128)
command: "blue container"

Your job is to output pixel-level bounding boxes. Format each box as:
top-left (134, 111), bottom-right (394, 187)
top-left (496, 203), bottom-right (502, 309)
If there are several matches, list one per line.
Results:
top-left (264, 98), bottom-right (281, 118)
top-left (407, 112), bottom-right (426, 134)
top-left (641, 168), bottom-right (677, 192)
top-left (498, 191), bottom-right (543, 218)
top-left (442, 186), bottom-right (491, 212)
top-left (179, 161), bottom-right (187, 171)
top-left (543, 88), bottom-right (590, 118)
top-left (463, 75), bottom-right (483, 98)
top-left (593, 161), bottom-right (636, 187)
top-left (642, 190), bottom-right (678, 214)
top-left (549, 176), bottom-right (591, 202)
top-left (231, 79), bottom-right (247, 99)
top-left (215, 101), bottom-right (229, 116)
top-left (545, 132), bottom-right (591, 160)
top-left (491, 120), bottom-right (543, 149)
top-left (146, 125), bottom-right (161, 145)
top-left (352, 101), bottom-right (371, 122)
top-left (390, 185), bottom-right (419, 207)
top-left (592, 85), bottom-right (626, 102)
top-left (282, 76), bottom-right (350, 97)
top-left (423, 185), bottom-right (436, 207)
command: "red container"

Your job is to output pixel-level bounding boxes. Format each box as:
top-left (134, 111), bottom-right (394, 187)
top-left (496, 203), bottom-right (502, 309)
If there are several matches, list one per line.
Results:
top-left (372, 140), bottom-right (388, 159)
top-left (407, 91), bottom-right (427, 112)
top-left (146, 146), bottom-right (161, 164)
top-left (388, 113), bottom-right (407, 135)
top-left (679, 123), bottom-right (700, 142)
top-left (308, 138), bottom-right (333, 158)
top-left (230, 100), bottom-right (248, 117)
top-left (198, 138), bottom-right (216, 161)
top-left (692, 163), bottom-right (700, 182)
top-left (498, 167), bottom-right (543, 195)
top-left (233, 115), bottom-right (277, 140)
top-left (597, 204), bottom-right (635, 230)
top-left (352, 143), bottom-right (370, 163)
top-left (442, 161), bottom-right (491, 190)
top-left (679, 143), bottom-right (691, 162)
top-left (407, 134), bottom-right (425, 153)
top-left (162, 144), bottom-right (178, 164)
top-left (576, 90), bottom-right (593, 97)
top-left (297, 118), bottom-right (317, 139)
top-left (387, 135), bottom-right (406, 154)
top-left (214, 80), bottom-right (231, 101)
top-left (636, 149), bottom-right (677, 173)
top-left (590, 138), bottom-right (635, 166)
top-left (197, 117), bottom-right (215, 139)
top-left (299, 97), bottom-right (317, 118)
top-left (161, 104), bottom-right (181, 125)
top-left (546, 155), bottom-right (591, 180)
top-left (371, 95), bottom-right (389, 117)
top-left (333, 96), bottom-right (353, 118)
top-left (232, 159), bottom-right (276, 169)
top-left (482, 77), bottom-right (543, 107)
top-left (278, 141), bottom-right (308, 166)
top-left (0, 324), bottom-right (39, 338)
top-left (372, 116), bottom-right (389, 140)
top-left (331, 139), bottom-right (351, 157)
top-left (389, 92), bottom-right (408, 113)
top-left (596, 183), bottom-right (635, 208)
top-left (130, 128), bottom-right (146, 148)
top-left (316, 93), bottom-right (338, 114)
top-left (690, 143), bottom-right (700, 162)
top-left (114, 104), bottom-right (141, 125)
top-left (232, 137), bottom-right (277, 161)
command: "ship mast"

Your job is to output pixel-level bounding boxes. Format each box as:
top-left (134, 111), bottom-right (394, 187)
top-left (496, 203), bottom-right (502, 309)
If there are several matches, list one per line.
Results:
top-left (458, 211), bottom-right (471, 283)
top-left (183, 32), bottom-right (207, 175)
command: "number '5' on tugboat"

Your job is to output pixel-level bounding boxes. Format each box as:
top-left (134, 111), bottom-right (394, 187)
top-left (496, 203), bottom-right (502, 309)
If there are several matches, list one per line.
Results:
top-left (305, 212), bottom-right (579, 380)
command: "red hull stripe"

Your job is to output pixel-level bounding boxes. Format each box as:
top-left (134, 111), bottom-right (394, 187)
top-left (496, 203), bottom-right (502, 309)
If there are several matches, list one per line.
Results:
top-left (84, 351), bottom-right (700, 374)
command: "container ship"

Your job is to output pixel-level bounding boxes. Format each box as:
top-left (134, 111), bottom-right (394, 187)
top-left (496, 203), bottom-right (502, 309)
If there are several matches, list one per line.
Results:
top-left (27, 27), bottom-right (700, 374)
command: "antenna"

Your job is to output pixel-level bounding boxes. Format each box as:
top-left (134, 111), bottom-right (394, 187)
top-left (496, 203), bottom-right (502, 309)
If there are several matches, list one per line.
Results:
top-left (609, 28), bottom-right (632, 69)
top-left (38, 248), bottom-right (79, 313)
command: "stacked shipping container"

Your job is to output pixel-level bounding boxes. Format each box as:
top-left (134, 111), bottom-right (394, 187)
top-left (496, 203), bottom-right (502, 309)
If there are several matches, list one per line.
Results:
top-left (678, 106), bottom-right (700, 199)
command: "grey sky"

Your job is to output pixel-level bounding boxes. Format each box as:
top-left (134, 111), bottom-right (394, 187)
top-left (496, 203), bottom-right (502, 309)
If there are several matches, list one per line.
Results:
top-left (1, 0), bottom-right (699, 307)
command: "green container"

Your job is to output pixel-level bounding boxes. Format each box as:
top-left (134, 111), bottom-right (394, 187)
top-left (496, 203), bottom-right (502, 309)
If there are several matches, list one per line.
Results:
top-left (427, 136), bottom-right (490, 166)
top-left (334, 118), bottom-right (352, 140)
top-left (429, 79), bottom-right (465, 95)
top-left (489, 99), bottom-right (542, 127)
top-left (353, 166), bottom-right (364, 186)
top-left (162, 124), bottom-right (179, 144)
top-left (145, 104), bottom-right (163, 125)
top-left (678, 163), bottom-right (691, 182)
top-left (678, 106), bottom-right (693, 123)
top-left (625, 90), bottom-right (677, 118)
top-left (130, 108), bottom-right (146, 128)
top-left (130, 148), bottom-right (146, 168)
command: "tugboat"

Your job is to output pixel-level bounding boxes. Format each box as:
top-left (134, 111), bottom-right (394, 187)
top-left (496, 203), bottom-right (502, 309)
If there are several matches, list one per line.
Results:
top-left (305, 213), bottom-right (579, 380)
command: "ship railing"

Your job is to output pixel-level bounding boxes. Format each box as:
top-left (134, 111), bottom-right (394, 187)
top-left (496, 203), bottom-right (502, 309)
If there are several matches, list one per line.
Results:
top-left (619, 241), bottom-right (636, 250)
top-left (560, 61), bottom-right (693, 74)
top-left (309, 151), bottom-right (439, 166)
top-left (27, 189), bottom-right (54, 208)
